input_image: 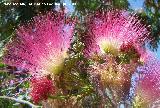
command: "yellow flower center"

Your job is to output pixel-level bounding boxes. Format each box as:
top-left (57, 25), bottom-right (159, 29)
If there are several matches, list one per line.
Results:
top-left (41, 51), bottom-right (68, 75)
top-left (99, 39), bottom-right (119, 55)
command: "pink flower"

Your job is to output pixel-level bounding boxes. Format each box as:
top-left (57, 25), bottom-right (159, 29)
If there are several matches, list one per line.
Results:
top-left (30, 77), bottom-right (55, 103)
top-left (135, 57), bottom-right (160, 105)
top-left (3, 11), bottom-right (75, 76)
top-left (140, 50), bottom-right (157, 64)
top-left (82, 10), bottom-right (150, 57)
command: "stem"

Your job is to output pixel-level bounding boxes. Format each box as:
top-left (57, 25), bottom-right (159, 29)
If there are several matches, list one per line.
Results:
top-left (7, 76), bottom-right (31, 95)
top-left (107, 85), bottom-right (117, 105)
top-left (0, 96), bottom-right (41, 108)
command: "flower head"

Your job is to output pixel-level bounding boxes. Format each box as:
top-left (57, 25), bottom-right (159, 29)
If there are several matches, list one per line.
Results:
top-left (3, 11), bottom-right (75, 76)
top-left (30, 76), bottom-right (55, 103)
top-left (84, 10), bottom-right (150, 103)
top-left (135, 56), bottom-right (160, 106)
top-left (83, 10), bottom-right (149, 57)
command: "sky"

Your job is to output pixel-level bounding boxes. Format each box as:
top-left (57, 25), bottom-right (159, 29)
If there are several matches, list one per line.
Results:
top-left (128, 0), bottom-right (144, 10)
top-left (154, 45), bottom-right (160, 59)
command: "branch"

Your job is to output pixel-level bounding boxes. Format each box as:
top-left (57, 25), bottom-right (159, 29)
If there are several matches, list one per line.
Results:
top-left (0, 96), bottom-right (42, 108)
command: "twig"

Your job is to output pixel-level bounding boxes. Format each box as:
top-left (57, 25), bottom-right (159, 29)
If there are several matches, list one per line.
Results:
top-left (7, 76), bottom-right (31, 96)
top-left (0, 96), bottom-right (42, 108)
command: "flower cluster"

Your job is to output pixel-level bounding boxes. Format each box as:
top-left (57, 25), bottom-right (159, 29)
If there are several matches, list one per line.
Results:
top-left (2, 9), bottom-right (160, 107)
top-left (2, 11), bottom-right (75, 103)
top-left (83, 10), bottom-right (149, 57)
top-left (3, 11), bottom-right (75, 76)
top-left (30, 77), bottom-right (55, 103)
top-left (83, 10), bottom-right (150, 103)
top-left (134, 52), bottom-right (160, 107)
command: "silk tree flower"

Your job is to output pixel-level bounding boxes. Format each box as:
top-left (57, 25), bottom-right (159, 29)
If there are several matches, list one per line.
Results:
top-left (88, 55), bottom-right (138, 103)
top-left (82, 10), bottom-right (150, 57)
top-left (2, 11), bottom-right (75, 76)
top-left (30, 76), bottom-right (55, 103)
top-left (85, 9), bottom-right (150, 104)
top-left (140, 50), bottom-right (157, 64)
top-left (134, 56), bottom-right (160, 107)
